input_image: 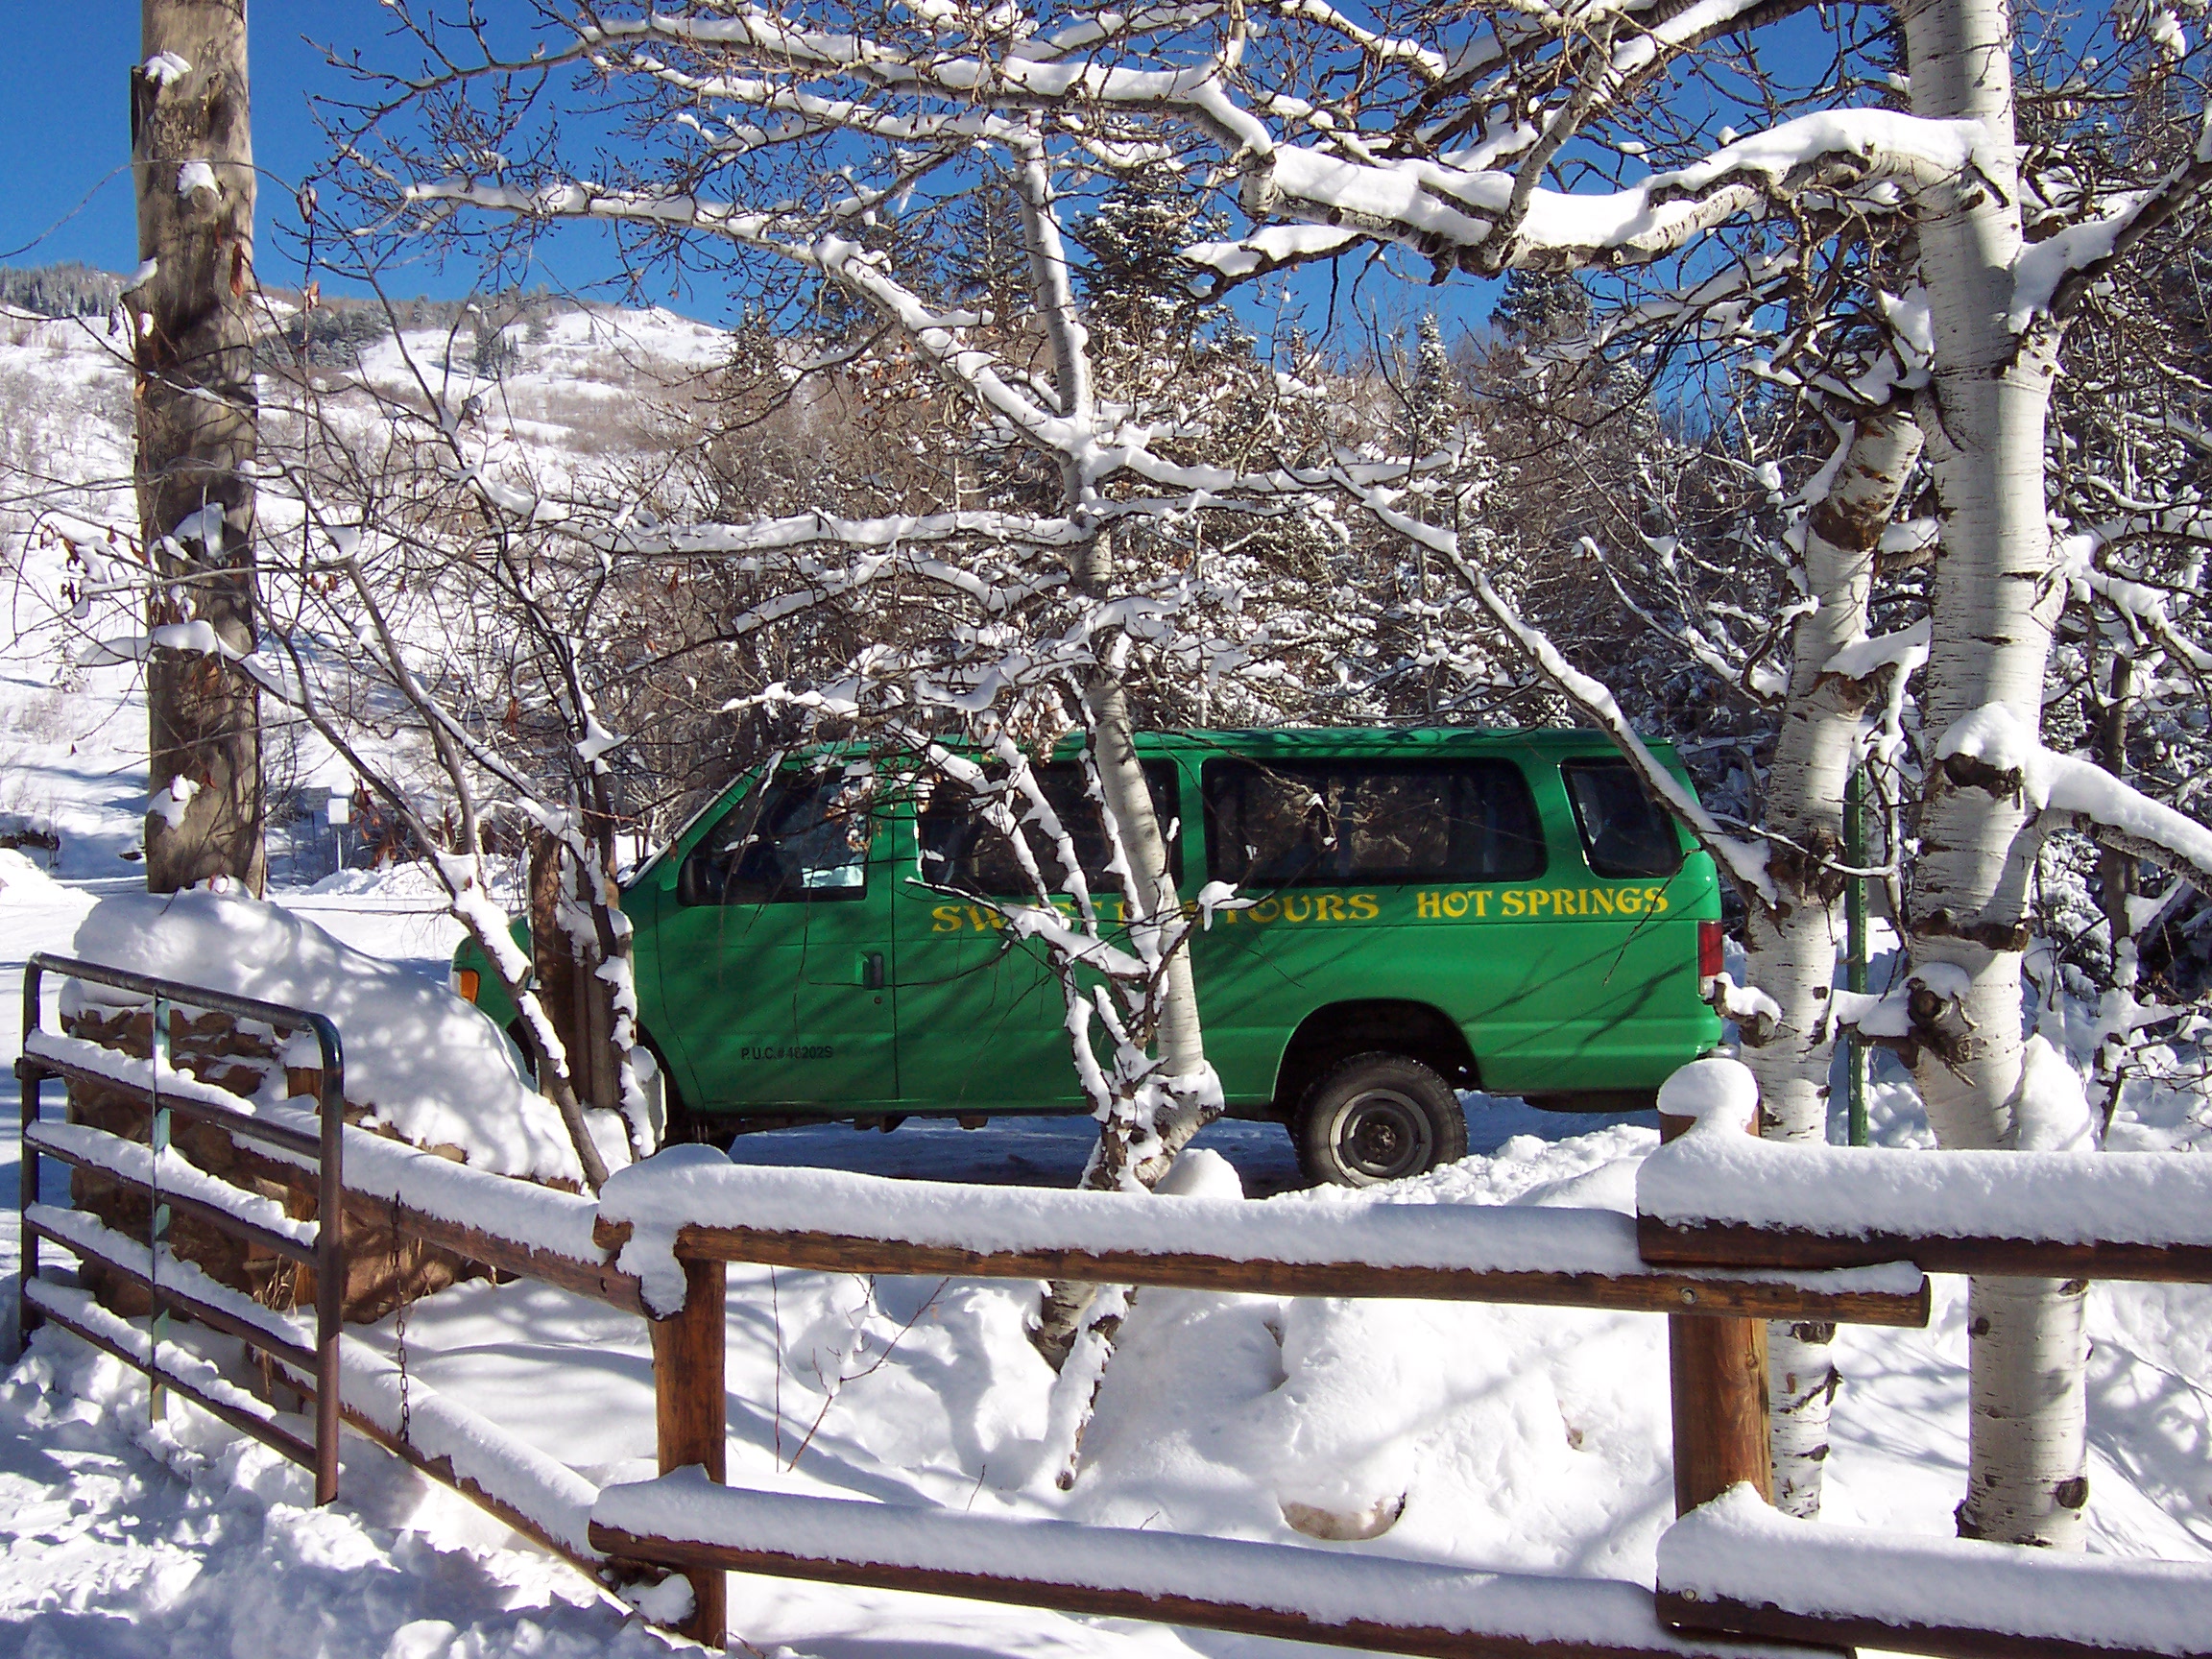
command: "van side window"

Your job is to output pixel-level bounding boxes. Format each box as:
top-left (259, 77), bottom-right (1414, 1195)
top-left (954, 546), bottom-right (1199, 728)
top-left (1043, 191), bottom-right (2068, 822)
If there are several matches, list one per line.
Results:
top-left (679, 776), bottom-right (872, 905)
top-left (919, 761), bottom-right (1182, 895)
top-left (1561, 759), bottom-right (1685, 878)
top-left (1202, 759), bottom-right (1545, 886)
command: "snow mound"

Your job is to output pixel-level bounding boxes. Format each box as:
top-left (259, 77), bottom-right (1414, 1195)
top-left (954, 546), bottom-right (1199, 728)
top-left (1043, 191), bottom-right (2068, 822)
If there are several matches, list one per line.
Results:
top-left (0, 847), bottom-right (67, 902)
top-left (65, 884), bottom-right (585, 1182)
top-left (1655, 1057), bottom-right (1758, 1130)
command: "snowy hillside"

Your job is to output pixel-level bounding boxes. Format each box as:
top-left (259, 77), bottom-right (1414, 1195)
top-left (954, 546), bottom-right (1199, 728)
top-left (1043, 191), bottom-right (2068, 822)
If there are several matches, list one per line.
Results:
top-left (2, 293), bottom-right (730, 882)
top-left (2, 288), bottom-right (2210, 1659)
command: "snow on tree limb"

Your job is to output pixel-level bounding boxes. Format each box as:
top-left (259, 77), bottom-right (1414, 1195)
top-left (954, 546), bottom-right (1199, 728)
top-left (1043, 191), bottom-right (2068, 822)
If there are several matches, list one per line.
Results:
top-left (2020, 103), bottom-right (2212, 329)
top-left (1204, 109), bottom-right (1992, 280)
top-left (1936, 703), bottom-right (2212, 892)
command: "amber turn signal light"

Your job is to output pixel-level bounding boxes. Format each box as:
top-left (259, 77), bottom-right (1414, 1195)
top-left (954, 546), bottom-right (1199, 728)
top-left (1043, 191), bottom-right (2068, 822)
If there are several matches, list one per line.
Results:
top-left (456, 968), bottom-right (481, 1003)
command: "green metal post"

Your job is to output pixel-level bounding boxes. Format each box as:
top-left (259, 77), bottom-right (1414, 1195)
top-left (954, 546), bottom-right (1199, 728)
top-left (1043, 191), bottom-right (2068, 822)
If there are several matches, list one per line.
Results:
top-left (1844, 769), bottom-right (1869, 1147)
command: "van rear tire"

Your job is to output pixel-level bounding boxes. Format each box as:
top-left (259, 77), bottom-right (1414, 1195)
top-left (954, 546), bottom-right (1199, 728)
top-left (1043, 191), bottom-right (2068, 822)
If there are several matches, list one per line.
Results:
top-left (1295, 1053), bottom-right (1468, 1187)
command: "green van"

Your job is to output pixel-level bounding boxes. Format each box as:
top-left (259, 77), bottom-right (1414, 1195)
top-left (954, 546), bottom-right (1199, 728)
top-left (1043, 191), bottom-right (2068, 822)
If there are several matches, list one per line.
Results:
top-left (456, 730), bottom-right (1725, 1184)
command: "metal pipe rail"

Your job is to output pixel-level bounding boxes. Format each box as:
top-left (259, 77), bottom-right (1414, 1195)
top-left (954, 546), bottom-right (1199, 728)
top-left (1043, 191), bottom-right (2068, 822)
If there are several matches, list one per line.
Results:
top-left (14, 951), bottom-right (346, 1504)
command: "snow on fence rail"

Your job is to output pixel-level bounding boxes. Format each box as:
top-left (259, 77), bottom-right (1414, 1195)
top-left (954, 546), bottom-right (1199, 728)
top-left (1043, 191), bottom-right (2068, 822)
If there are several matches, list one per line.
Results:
top-left (589, 1154), bottom-right (1932, 1325)
top-left (20, 1024), bottom-right (642, 1313)
top-left (588, 1468), bottom-right (1817, 1659)
top-left (587, 1151), bottom-right (1929, 1653)
top-left (1658, 1486), bottom-right (2212, 1659)
top-left (1638, 1105), bottom-right (2212, 1279)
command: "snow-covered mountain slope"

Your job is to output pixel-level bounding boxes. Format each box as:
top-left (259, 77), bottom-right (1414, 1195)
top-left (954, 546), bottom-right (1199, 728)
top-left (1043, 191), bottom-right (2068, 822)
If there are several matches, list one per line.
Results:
top-left (0, 294), bottom-right (732, 879)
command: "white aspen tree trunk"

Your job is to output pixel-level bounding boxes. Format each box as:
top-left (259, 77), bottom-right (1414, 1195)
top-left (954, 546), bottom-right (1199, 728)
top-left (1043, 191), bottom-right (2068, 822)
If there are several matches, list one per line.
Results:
top-left (1015, 148), bottom-right (1214, 1169)
top-left (1749, 405), bottom-right (1924, 1517)
top-left (1078, 591), bottom-right (1214, 1169)
top-left (1896, 0), bottom-right (2086, 1548)
top-left (1034, 529), bottom-right (1222, 1367)
top-left (1014, 146), bottom-right (1216, 1371)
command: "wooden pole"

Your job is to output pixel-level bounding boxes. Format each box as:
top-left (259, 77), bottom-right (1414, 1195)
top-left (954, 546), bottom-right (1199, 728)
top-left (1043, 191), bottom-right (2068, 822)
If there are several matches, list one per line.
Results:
top-left (651, 1256), bottom-right (727, 1647)
top-left (133, 0), bottom-right (265, 894)
top-left (1662, 1109), bottom-right (1771, 1515)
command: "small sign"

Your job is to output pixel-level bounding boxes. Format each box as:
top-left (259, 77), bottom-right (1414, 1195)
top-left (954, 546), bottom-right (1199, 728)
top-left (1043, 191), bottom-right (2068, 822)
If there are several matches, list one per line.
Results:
top-left (326, 790), bottom-right (351, 827)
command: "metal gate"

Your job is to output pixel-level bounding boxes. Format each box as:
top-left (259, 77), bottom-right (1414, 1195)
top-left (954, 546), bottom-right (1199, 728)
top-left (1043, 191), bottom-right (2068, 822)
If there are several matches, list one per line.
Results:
top-left (15, 952), bottom-right (346, 1503)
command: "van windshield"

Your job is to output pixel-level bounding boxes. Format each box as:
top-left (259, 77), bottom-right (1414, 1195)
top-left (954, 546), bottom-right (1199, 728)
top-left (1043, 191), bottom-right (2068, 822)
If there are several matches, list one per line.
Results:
top-left (918, 761), bottom-right (1182, 895)
top-left (1561, 759), bottom-right (1685, 878)
top-left (1202, 758), bottom-right (1545, 887)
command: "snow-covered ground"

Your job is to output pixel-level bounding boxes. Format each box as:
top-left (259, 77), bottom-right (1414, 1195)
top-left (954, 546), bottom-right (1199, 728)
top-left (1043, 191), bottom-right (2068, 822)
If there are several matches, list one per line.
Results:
top-left (6, 860), bottom-right (2212, 1656)
top-left (3, 291), bottom-right (2210, 1659)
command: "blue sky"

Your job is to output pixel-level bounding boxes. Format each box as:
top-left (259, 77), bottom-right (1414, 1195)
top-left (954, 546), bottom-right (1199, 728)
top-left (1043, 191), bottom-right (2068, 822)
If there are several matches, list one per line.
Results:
top-left (0, 4), bottom-right (1491, 338)
top-left (0, 2), bottom-right (681, 309)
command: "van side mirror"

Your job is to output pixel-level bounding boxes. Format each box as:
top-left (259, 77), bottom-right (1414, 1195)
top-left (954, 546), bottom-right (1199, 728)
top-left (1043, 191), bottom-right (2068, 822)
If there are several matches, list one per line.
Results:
top-left (676, 855), bottom-right (709, 907)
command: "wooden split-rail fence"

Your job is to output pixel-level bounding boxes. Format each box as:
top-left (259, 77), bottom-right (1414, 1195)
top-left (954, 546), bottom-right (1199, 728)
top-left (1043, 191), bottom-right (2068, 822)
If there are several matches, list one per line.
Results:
top-left (14, 952), bottom-right (2212, 1659)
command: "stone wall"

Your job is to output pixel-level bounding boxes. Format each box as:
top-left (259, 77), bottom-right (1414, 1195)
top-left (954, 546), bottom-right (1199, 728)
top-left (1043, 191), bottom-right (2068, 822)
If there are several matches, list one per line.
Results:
top-left (61, 1003), bottom-right (483, 1325)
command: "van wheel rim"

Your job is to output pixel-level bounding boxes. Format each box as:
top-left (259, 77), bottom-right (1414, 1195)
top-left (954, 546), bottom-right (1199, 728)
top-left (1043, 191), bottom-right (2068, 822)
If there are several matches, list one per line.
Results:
top-left (1334, 1089), bottom-right (1433, 1182)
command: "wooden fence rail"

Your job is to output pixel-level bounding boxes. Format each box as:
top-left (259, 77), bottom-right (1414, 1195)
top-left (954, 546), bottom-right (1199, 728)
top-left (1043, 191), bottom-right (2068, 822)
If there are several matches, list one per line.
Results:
top-left (589, 1136), bottom-right (1929, 1655)
top-left (588, 1468), bottom-right (1821, 1659)
top-left (1657, 1487), bottom-right (2212, 1659)
top-left (1638, 1117), bottom-right (2212, 1281)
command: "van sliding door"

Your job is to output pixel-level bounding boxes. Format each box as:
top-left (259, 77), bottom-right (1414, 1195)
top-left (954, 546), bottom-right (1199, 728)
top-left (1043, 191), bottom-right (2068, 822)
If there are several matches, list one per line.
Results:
top-left (896, 760), bottom-right (1181, 1114)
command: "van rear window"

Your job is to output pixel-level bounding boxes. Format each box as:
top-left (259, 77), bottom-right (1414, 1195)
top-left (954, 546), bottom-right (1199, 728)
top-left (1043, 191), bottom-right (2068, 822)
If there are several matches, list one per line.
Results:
top-left (1201, 758), bottom-right (1545, 887)
top-left (919, 761), bottom-right (1182, 895)
top-left (1561, 759), bottom-right (1686, 878)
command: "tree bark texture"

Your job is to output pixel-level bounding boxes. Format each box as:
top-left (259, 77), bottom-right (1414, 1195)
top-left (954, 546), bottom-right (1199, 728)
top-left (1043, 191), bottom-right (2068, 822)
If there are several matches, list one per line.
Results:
top-left (1745, 405), bottom-right (1923, 1517)
top-left (528, 828), bottom-right (623, 1117)
top-left (134, 0), bottom-right (264, 894)
top-left (1897, 0), bottom-right (2085, 1548)
top-left (517, 830), bottom-right (614, 1192)
top-left (1033, 535), bottom-right (1221, 1367)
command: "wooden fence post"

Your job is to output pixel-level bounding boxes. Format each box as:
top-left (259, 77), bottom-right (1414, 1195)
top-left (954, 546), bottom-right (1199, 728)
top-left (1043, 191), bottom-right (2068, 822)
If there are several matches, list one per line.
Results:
top-left (651, 1255), bottom-right (727, 1647)
top-left (1662, 1109), bottom-right (1771, 1515)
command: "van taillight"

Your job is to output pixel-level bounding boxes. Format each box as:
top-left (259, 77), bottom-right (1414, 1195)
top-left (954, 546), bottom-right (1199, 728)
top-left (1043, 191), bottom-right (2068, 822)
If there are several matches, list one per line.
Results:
top-left (456, 969), bottom-right (481, 1003)
top-left (1697, 921), bottom-right (1723, 980)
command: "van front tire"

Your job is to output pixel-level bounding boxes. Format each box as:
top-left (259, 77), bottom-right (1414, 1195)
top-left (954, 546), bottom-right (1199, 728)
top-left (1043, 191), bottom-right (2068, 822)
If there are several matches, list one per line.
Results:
top-left (1295, 1053), bottom-right (1468, 1187)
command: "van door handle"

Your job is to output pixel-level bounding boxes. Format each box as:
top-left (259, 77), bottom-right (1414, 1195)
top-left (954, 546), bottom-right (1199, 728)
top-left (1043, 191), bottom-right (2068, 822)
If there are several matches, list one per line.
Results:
top-left (863, 951), bottom-right (887, 991)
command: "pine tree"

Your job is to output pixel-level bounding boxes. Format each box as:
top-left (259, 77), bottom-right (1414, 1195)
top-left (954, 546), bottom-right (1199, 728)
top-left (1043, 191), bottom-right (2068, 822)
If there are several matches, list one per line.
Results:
top-left (1494, 268), bottom-right (1592, 345)
top-left (1405, 314), bottom-right (1454, 455)
top-left (1074, 173), bottom-right (1226, 345)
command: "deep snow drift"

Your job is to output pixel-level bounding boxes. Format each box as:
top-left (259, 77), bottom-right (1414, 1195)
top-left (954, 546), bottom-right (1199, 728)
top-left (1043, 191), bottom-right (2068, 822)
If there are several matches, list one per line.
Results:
top-left (65, 884), bottom-right (597, 1182)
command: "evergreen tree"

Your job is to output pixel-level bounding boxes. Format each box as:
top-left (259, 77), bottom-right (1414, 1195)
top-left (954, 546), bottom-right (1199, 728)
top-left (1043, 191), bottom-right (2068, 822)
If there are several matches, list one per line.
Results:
top-left (1073, 173), bottom-right (1226, 343)
top-left (1494, 268), bottom-right (1592, 345)
top-left (1404, 314), bottom-right (1454, 454)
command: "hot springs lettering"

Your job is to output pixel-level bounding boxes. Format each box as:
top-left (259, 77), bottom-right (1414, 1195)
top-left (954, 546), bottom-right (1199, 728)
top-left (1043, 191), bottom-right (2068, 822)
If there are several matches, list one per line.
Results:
top-left (1416, 885), bottom-right (1671, 919)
